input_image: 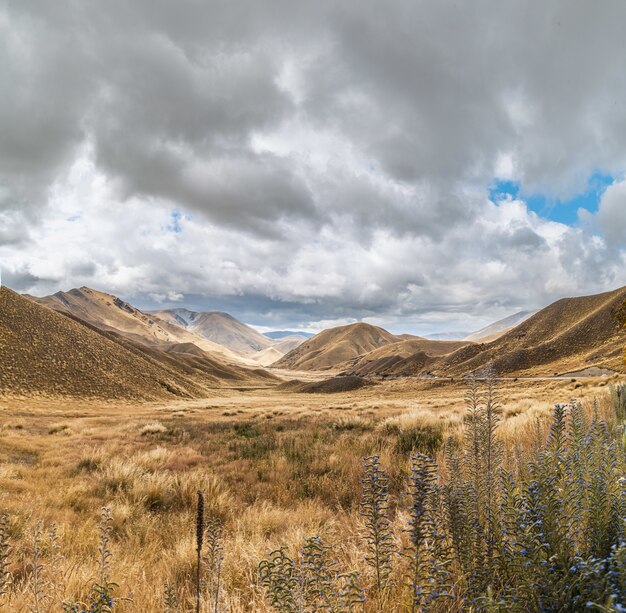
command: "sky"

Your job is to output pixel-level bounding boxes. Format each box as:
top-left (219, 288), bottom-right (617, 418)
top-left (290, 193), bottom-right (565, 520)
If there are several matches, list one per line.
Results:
top-left (2, 1), bottom-right (626, 335)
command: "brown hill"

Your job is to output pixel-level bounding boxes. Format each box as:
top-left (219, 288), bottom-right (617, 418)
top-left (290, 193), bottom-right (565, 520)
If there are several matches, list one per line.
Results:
top-left (273, 322), bottom-right (402, 371)
top-left (343, 338), bottom-right (469, 377)
top-left (0, 287), bottom-right (277, 399)
top-left (275, 375), bottom-right (377, 393)
top-left (150, 308), bottom-right (276, 357)
top-left (435, 286), bottom-right (626, 376)
top-left (1, 287), bottom-right (198, 399)
top-left (29, 288), bottom-right (244, 363)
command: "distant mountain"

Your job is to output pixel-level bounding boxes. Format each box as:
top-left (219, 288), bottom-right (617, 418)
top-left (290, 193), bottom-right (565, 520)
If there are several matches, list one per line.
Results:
top-left (264, 330), bottom-right (314, 340)
top-left (274, 322), bottom-right (402, 371)
top-left (424, 331), bottom-right (471, 341)
top-left (29, 287), bottom-right (243, 363)
top-left (151, 308), bottom-right (274, 356)
top-left (464, 310), bottom-right (534, 342)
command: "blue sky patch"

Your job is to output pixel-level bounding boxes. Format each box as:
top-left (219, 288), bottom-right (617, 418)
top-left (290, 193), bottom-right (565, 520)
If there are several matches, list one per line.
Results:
top-left (168, 210), bottom-right (183, 233)
top-left (489, 171), bottom-right (614, 224)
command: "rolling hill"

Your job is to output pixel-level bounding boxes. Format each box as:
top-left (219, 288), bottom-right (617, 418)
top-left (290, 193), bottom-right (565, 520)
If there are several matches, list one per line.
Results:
top-left (30, 287), bottom-right (244, 363)
top-left (1, 287), bottom-right (199, 399)
top-left (293, 287), bottom-right (626, 379)
top-left (273, 322), bottom-right (403, 370)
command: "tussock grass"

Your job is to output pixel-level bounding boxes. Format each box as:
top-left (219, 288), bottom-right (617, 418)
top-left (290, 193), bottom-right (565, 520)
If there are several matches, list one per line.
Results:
top-left (0, 378), bottom-right (624, 610)
top-left (139, 422), bottom-right (168, 436)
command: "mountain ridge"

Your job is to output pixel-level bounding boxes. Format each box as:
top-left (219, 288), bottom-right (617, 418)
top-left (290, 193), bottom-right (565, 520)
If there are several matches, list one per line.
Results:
top-left (433, 286), bottom-right (626, 376)
top-left (29, 287), bottom-right (245, 363)
top-left (464, 310), bottom-right (535, 342)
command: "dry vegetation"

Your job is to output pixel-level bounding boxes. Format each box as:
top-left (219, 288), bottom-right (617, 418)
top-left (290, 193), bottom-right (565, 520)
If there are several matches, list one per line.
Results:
top-left (0, 375), bottom-right (622, 611)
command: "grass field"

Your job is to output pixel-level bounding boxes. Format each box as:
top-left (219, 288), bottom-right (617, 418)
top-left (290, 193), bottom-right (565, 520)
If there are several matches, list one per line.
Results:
top-left (0, 375), bottom-right (621, 611)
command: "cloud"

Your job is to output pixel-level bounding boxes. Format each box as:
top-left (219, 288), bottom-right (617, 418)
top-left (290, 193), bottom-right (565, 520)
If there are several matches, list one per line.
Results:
top-left (2, 0), bottom-right (626, 333)
top-left (596, 179), bottom-right (626, 245)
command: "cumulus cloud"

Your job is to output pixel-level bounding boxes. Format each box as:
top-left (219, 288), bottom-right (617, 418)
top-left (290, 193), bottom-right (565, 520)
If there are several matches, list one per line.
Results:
top-left (2, 0), bottom-right (626, 333)
top-left (596, 180), bottom-right (626, 245)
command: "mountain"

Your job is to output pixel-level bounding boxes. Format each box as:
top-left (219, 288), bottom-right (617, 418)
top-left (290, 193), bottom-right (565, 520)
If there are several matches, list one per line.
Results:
top-left (464, 310), bottom-right (534, 342)
top-left (273, 322), bottom-right (402, 371)
top-left (285, 286), bottom-right (626, 379)
top-left (264, 330), bottom-right (314, 340)
top-left (424, 331), bottom-right (471, 341)
top-left (30, 287), bottom-right (244, 363)
top-left (150, 308), bottom-right (274, 357)
top-left (435, 287), bottom-right (626, 376)
top-left (343, 338), bottom-right (470, 377)
top-left (253, 336), bottom-right (307, 366)
top-left (0, 287), bottom-right (274, 399)
top-left (272, 336), bottom-right (308, 354)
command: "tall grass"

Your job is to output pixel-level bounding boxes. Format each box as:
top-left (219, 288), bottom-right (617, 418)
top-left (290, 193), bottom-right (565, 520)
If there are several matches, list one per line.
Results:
top-left (1, 376), bottom-right (625, 610)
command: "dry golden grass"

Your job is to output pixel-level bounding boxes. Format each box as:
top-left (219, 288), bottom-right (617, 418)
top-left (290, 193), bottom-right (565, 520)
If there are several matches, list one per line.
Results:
top-left (0, 375), bottom-right (619, 611)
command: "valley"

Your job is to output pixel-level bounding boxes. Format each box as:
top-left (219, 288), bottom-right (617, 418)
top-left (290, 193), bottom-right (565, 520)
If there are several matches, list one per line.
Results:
top-left (1, 282), bottom-right (626, 611)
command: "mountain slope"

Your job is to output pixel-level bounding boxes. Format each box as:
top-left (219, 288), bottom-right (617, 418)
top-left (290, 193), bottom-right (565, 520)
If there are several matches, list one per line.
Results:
top-left (343, 338), bottom-right (470, 377)
top-left (0, 287), bottom-right (200, 399)
top-left (436, 287), bottom-right (626, 376)
top-left (274, 322), bottom-right (402, 371)
top-left (253, 336), bottom-right (308, 366)
top-left (424, 331), bottom-right (471, 341)
top-left (30, 288), bottom-right (244, 363)
top-left (151, 308), bottom-right (273, 356)
top-left (1, 287), bottom-right (277, 399)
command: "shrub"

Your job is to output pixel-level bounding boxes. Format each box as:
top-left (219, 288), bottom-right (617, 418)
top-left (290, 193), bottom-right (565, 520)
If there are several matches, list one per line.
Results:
top-left (395, 426), bottom-right (443, 456)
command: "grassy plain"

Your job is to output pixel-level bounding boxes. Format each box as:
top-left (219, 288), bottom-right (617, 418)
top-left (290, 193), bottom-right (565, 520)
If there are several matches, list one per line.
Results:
top-left (0, 375), bottom-right (618, 611)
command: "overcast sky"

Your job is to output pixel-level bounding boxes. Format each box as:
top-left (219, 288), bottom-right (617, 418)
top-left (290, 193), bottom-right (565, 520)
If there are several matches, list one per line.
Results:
top-left (2, 1), bottom-right (626, 335)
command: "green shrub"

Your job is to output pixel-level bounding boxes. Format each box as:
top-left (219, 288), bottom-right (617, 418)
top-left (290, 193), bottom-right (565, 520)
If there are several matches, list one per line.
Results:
top-left (395, 426), bottom-right (442, 456)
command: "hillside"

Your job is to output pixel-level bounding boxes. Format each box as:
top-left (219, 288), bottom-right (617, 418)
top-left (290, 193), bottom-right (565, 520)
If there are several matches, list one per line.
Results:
top-left (435, 286), bottom-right (626, 376)
top-left (1, 287), bottom-right (277, 399)
top-left (30, 288), bottom-right (243, 363)
top-left (150, 308), bottom-right (274, 356)
top-left (0, 287), bottom-right (200, 399)
top-left (251, 335), bottom-right (306, 366)
top-left (273, 322), bottom-right (401, 371)
top-left (343, 338), bottom-right (470, 377)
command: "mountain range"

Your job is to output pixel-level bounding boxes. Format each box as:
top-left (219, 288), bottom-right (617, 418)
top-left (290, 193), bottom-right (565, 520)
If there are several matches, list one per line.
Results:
top-left (2, 284), bottom-right (624, 399)
top-left (464, 310), bottom-right (535, 343)
top-left (274, 288), bottom-right (626, 378)
top-left (28, 287), bottom-right (309, 367)
top-left (0, 287), bottom-right (276, 399)
top-left (149, 307), bottom-right (275, 356)
top-left (264, 330), bottom-right (315, 340)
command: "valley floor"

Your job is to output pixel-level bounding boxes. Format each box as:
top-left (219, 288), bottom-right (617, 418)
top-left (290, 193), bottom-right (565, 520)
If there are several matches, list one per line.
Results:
top-left (0, 375), bottom-right (621, 611)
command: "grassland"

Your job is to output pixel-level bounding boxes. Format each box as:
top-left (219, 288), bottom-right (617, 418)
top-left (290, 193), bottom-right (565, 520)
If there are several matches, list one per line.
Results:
top-left (0, 375), bottom-right (621, 611)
